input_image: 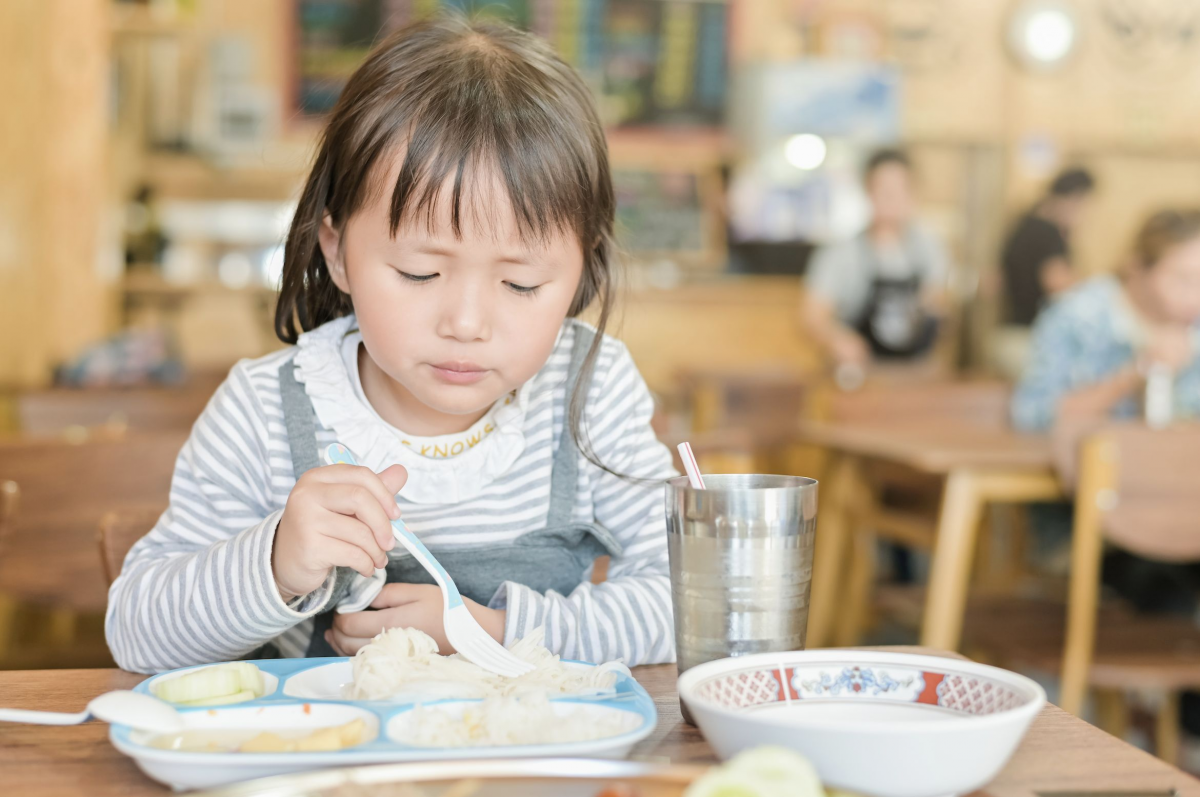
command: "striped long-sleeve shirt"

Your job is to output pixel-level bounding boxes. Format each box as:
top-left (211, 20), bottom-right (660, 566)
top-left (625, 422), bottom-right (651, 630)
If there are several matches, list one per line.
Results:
top-left (106, 317), bottom-right (678, 673)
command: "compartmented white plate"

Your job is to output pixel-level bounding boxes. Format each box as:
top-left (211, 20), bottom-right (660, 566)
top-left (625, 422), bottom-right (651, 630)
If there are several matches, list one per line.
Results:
top-left (112, 657), bottom-right (657, 791)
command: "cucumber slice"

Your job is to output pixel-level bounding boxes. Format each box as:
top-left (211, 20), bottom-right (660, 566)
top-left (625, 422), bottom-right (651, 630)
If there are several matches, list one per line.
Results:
top-left (226, 662), bottom-right (265, 697)
top-left (684, 747), bottom-right (826, 797)
top-left (181, 689), bottom-right (257, 707)
top-left (153, 667), bottom-right (241, 704)
top-left (682, 771), bottom-right (781, 797)
top-left (151, 662), bottom-right (265, 705)
top-left (726, 746), bottom-right (823, 791)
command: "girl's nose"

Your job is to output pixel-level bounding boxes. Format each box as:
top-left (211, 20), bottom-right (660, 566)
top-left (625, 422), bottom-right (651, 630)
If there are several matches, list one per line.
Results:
top-left (436, 284), bottom-right (490, 343)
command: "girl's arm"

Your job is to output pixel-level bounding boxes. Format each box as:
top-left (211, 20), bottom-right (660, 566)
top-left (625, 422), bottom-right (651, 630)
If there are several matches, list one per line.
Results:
top-left (105, 363), bottom-right (337, 673)
top-left (493, 340), bottom-right (677, 666)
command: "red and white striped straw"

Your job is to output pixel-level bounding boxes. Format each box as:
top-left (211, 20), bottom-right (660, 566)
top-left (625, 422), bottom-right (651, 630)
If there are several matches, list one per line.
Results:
top-left (677, 442), bottom-right (706, 490)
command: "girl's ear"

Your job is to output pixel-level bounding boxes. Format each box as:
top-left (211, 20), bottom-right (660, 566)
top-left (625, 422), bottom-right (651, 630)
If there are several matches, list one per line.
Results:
top-left (318, 212), bottom-right (351, 294)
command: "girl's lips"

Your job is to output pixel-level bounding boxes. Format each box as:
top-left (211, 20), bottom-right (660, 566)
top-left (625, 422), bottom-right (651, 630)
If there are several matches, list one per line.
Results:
top-left (429, 362), bottom-right (490, 385)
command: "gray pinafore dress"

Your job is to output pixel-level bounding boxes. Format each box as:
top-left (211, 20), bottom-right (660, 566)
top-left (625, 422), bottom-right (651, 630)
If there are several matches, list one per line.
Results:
top-left (274, 324), bottom-right (621, 658)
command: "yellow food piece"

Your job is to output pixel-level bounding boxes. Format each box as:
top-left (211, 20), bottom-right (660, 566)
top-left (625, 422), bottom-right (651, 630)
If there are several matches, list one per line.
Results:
top-left (238, 719), bottom-right (366, 754)
top-left (238, 732), bottom-right (291, 753)
top-left (149, 718), bottom-right (367, 754)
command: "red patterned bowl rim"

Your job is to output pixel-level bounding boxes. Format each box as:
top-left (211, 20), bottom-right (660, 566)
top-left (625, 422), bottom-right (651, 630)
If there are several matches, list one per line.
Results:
top-left (678, 650), bottom-right (1045, 729)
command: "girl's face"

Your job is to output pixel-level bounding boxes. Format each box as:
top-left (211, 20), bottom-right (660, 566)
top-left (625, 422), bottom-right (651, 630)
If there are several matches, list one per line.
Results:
top-left (1146, 235), bottom-right (1200, 326)
top-left (320, 160), bottom-right (585, 429)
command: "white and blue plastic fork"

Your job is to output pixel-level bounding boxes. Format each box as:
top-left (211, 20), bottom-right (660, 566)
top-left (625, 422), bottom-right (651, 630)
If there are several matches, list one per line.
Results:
top-left (323, 443), bottom-right (535, 678)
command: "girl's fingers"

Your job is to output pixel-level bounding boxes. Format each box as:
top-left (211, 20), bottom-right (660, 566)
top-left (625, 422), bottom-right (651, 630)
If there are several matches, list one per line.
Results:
top-left (377, 464), bottom-right (408, 497)
top-left (314, 464), bottom-right (403, 523)
top-left (322, 536), bottom-right (381, 578)
top-left (324, 630), bottom-right (346, 656)
top-left (320, 515), bottom-right (388, 569)
top-left (371, 583), bottom-right (427, 609)
top-left (333, 607), bottom-right (394, 639)
top-left (323, 483), bottom-right (397, 552)
top-left (326, 628), bottom-right (370, 656)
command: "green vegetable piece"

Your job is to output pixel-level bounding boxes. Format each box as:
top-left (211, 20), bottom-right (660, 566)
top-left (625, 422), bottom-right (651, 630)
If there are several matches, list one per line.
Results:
top-left (182, 689), bottom-right (257, 707)
top-left (151, 662), bottom-right (265, 704)
top-left (727, 746), bottom-right (824, 790)
top-left (684, 746), bottom-right (826, 797)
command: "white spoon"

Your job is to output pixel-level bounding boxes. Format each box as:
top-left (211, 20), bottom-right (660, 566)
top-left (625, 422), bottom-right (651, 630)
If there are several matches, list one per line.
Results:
top-left (0, 690), bottom-right (183, 734)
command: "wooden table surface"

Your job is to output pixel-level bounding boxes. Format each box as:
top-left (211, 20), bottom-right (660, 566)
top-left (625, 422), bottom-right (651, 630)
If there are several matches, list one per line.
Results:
top-left (796, 419), bottom-right (1054, 474)
top-left (1, 665), bottom-right (1197, 796)
top-left (798, 418), bottom-right (1064, 651)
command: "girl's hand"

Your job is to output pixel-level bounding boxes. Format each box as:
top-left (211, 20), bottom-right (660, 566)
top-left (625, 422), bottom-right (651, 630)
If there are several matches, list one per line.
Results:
top-left (326, 583), bottom-right (507, 656)
top-left (273, 463), bottom-right (408, 600)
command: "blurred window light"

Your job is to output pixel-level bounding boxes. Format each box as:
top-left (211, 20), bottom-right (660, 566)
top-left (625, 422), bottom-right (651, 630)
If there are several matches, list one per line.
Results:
top-left (784, 134), bottom-right (827, 171)
top-left (1026, 9), bottom-right (1074, 62)
top-left (218, 251), bottom-right (254, 289)
top-left (1009, 1), bottom-right (1079, 70)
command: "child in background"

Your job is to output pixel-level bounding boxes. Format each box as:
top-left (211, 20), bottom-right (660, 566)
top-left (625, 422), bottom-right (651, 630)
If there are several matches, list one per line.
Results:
top-left (1012, 210), bottom-right (1200, 735)
top-left (1012, 209), bottom-right (1200, 432)
top-left (106, 15), bottom-right (677, 673)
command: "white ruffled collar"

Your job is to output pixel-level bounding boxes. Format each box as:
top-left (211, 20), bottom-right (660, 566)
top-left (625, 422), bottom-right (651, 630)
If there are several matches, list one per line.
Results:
top-left (291, 315), bottom-right (536, 504)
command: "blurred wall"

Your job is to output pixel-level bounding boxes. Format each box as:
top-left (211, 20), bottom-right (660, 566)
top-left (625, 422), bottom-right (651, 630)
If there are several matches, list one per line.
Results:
top-left (746, 0), bottom-right (1200, 276)
top-left (9, 0), bottom-right (1200, 386)
top-left (0, 0), bottom-right (111, 387)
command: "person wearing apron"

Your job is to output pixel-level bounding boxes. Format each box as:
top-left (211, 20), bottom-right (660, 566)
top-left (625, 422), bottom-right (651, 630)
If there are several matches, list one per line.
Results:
top-left (268, 326), bottom-right (622, 658)
top-left (851, 232), bottom-right (940, 361)
top-left (802, 148), bottom-right (949, 373)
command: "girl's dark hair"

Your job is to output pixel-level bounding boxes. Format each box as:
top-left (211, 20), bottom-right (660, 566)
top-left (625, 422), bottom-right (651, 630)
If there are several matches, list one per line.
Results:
top-left (276, 14), bottom-right (618, 472)
top-left (1131, 209), bottom-right (1200, 270)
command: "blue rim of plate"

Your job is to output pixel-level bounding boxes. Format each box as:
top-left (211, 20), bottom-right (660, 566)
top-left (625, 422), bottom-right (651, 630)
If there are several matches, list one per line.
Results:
top-left (111, 657), bottom-right (657, 765)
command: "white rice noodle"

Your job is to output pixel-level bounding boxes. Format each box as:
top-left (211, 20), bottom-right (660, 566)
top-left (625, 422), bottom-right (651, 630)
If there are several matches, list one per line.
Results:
top-left (394, 692), bottom-right (637, 747)
top-left (348, 627), bottom-right (629, 701)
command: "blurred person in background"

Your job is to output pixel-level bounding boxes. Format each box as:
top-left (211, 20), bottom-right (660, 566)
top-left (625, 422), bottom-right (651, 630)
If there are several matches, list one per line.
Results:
top-left (1011, 210), bottom-right (1200, 737)
top-left (1002, 167), bottom-right (1096, 327)
top-left (992, 168), bottom-right (1095, 378)
top-left (802, 149), bottom-right (950, 378)
top-left (1012, 208), bottom-right (1200, 433)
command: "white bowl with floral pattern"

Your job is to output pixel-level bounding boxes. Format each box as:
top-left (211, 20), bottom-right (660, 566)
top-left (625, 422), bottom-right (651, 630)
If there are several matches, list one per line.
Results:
top-left (677, 649), bottom-right (1045, 797)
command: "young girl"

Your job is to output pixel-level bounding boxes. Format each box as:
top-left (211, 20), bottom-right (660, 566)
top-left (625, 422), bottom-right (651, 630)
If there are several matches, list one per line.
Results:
top-left (106, 15), bottom-right (677, 674)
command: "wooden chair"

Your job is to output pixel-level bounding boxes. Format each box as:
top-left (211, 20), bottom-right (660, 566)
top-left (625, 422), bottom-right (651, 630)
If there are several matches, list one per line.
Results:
top-left (0, 432), bottom-right (186, 666)
top-left (1061, 425), bottom-right (1200, 762)
top-left (98, 505), bottom-right (165, 586)
top-left (12, 381), bottom-right (216, 439)
top-left (966, 424), bottom-right (1200, 763)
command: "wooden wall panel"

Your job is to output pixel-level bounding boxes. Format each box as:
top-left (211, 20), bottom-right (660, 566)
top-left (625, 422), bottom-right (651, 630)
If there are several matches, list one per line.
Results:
top-left (0, 0), bottom-right (110, 388)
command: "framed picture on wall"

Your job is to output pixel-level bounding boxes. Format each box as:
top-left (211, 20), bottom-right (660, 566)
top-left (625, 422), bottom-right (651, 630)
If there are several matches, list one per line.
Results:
top-left (289, 0), bottom-right (729, 128)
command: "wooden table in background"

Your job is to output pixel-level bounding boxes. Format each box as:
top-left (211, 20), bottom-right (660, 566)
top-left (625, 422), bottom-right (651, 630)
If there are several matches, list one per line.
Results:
top-left (1, 664), bottom-right (1197, 796)
top-left (801, 420), bottom-right (1064, 652)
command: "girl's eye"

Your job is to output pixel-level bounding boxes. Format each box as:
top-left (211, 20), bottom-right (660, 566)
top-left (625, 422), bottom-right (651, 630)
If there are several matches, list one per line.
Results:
top-left (399, 271), bottom-right (437, 283)
top-left (505, 282), bottom-right (541, 297)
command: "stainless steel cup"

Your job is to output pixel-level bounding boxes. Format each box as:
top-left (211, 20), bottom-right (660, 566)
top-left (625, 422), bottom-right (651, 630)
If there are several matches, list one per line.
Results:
top-left (665, 474), bottom-right (818, 723)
